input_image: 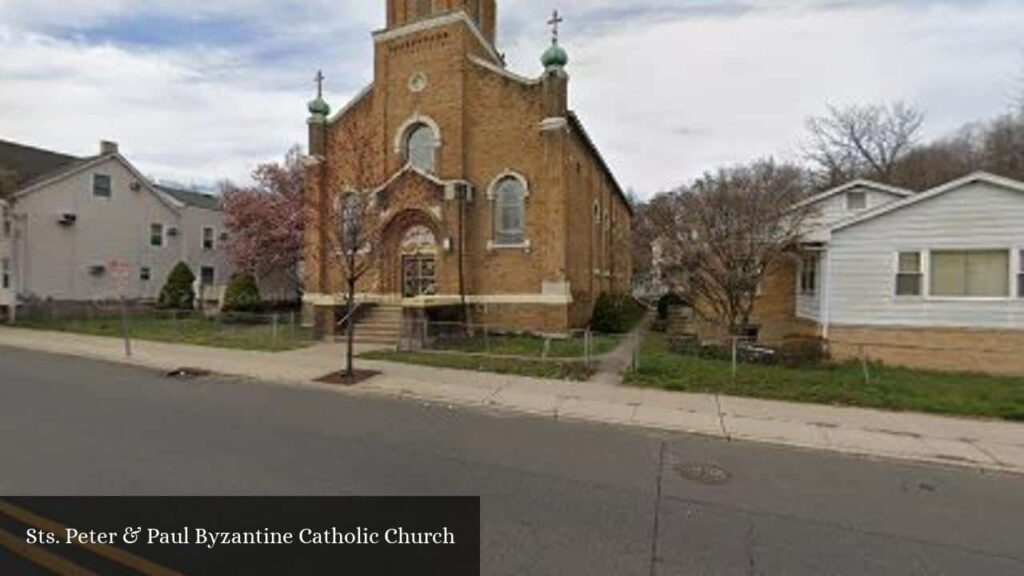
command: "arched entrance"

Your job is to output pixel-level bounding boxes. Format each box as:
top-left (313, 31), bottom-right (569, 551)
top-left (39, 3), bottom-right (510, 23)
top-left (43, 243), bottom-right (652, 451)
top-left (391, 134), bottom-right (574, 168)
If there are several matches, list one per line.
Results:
top-left (379, 210), bottom-right (442, 298)
top-left (400, 225), bottom-right (438, 298)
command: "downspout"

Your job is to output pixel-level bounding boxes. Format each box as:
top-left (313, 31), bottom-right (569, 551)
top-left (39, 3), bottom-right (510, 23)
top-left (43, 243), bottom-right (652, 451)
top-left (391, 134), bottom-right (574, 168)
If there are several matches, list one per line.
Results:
top-left (822, 243), bottom-right (832, 340)
top-left (458, 183), bottom-right (467, 321)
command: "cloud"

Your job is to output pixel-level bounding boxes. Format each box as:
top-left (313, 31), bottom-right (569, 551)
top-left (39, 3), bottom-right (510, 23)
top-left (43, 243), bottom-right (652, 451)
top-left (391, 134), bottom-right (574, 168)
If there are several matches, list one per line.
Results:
top-left (0, 1), bottom-right (1022, 197)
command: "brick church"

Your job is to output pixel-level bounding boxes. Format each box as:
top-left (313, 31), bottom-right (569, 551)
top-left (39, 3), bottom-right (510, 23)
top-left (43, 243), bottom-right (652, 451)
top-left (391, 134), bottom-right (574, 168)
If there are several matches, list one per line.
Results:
top-left (303, 0), bottom-right (633, 337)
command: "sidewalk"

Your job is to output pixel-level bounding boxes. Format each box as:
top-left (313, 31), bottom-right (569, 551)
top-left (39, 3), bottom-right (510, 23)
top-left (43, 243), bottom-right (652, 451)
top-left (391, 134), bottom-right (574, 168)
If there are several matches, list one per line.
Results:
top-left (1, 327), bottom-right (1022, 475)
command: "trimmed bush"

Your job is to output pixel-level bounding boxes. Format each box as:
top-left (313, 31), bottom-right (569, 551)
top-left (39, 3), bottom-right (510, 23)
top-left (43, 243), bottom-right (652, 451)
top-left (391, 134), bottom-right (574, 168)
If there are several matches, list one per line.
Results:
top-left (591, 292), bottom-right (647, 334)
top-left (157, 262), bottom-right (195, 310)
top-left (222, 273), bottom-right (262, 313)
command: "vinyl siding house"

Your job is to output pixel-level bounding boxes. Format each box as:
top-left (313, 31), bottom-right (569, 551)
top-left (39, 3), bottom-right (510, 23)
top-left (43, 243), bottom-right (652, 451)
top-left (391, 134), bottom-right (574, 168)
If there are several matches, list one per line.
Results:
top-left (751, 180), bottom-right (914, 344)
top-left (756, 172), bottom-right (1024, 375)
top-left (2, 140), bottom-right (234, 312)
top-left (0, 199), bottom-right (13, 312)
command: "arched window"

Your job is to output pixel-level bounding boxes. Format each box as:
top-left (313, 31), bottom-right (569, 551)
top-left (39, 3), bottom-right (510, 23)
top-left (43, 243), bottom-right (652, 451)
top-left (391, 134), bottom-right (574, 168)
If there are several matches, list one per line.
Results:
top-left (404, 123), bottom-right (437, 172)
top-left (493, 176), bottom-right (527, 245)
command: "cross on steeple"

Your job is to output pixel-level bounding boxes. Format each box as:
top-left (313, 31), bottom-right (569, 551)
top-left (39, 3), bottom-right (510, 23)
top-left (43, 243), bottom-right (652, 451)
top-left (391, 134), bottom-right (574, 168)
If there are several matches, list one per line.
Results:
top-left (314, 70), bottom-right (325, 99)
top-left (547, 9), bottom-right (563, 45)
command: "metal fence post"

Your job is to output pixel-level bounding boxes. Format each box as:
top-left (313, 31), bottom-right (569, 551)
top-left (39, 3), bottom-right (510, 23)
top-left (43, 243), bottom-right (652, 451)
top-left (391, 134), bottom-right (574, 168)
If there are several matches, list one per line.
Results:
top-left (627, 330), bottom-right (635, 372)
top-left (860, 344), bottom-right (870, 386)
top-left (483, 324), bottom-right (490, 354)
top-left (272, 313), bottom-right (279, 345)
top-left (731, 336), bottom-right (738, 382)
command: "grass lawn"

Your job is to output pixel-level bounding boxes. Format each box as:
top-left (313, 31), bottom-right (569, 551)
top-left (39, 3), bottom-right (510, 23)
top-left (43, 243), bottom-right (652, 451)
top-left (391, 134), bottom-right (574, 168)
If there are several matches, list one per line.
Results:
top-left (361, 349), bottom-right (594, 381)
top-left (15, 313), bottom-right (315, 353)
top-left (625, 333), bottom-right (1024, 421)
top-left (431, 332), bottom-right (622, 359)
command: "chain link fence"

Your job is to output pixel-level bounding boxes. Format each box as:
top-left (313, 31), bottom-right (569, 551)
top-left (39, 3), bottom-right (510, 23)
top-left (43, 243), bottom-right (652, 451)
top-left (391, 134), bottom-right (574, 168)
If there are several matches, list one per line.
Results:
top-left (11, 301), bottom-right (315, 351)
top-left (398, 319), bottom-right (626, 368)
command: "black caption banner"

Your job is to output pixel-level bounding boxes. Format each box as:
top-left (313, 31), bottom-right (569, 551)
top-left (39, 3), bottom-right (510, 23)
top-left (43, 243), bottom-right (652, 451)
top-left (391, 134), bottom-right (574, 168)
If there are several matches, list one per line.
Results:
top-left (0, 497), bottom-right (480, 575)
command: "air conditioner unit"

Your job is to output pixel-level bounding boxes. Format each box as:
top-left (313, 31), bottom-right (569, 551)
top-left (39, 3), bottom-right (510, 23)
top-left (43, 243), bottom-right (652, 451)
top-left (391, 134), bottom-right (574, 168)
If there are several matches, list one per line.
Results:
top-left (219, 232), bottom-right (229, 242)
top-left (166, 227), bottom-right (179, 237)
top-left (58, 213), bottom-right (77, 227)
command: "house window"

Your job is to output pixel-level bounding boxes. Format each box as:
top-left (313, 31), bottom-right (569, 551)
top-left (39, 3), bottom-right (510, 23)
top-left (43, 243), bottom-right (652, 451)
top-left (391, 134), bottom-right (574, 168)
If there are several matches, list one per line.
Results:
top-left (150, 223), bottom-right (164, 247)
top-left (930, 250), bottom-right (1010, 298)
top-left (404, 123), bottom-right (437, 172)
top-left (2, 258), bottom-right (9, 289)
top-left (93, 174), bottom-right (112, 198)
top-left (202, 227), bottom-right (215, 251)
top-left (200, 266), bottom-right (215, 287)
top-left (1019, 250), bottom-right (1024, 298)
top-left (493, 176), bottom-right (526, 245)
top-left (895, 252), bottom-right (923, 296)
top-left (140, 267), bottom-right (151, 282)
top-left (800, 254), bottom-right (818, 296)
top-left (846, 191), bottom-right (867, 211)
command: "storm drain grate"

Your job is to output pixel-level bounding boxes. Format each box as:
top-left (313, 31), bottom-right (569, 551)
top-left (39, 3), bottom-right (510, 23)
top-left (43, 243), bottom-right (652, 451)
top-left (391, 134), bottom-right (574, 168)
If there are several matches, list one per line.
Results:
top-left (675, 462), bottom-right (732, 486)
top-left (166, 367), bottom-right (211, 379)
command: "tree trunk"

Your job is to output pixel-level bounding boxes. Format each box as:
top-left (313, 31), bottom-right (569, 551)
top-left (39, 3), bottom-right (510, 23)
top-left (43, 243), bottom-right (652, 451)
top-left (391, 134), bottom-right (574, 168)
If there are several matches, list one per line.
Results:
top-left (345, 277), bottom-right (356, 378)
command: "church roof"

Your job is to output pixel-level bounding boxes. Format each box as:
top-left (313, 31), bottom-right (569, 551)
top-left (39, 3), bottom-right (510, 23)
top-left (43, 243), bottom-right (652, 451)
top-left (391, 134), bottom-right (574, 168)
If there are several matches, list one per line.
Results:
top-left (567, 112), bottom-right (633, 216)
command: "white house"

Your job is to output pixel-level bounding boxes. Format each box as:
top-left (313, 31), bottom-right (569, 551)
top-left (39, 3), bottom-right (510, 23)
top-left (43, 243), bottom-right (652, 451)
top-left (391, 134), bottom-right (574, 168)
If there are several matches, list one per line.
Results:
top-left (761, 172), bottom-right (1024, 375)
top-left (0, 198), bottom-right (13, 312)
top-left (1, 140), bottom-right (234, 314)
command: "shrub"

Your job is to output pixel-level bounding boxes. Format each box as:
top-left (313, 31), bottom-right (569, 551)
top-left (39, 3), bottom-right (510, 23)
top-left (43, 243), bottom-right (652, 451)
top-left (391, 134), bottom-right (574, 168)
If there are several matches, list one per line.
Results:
top-left (157, 262), bottom-right (195, 310)
top-left (222, 273), bottom-right (262, 313)
top-left (591, 292), bottom-right (647, 334)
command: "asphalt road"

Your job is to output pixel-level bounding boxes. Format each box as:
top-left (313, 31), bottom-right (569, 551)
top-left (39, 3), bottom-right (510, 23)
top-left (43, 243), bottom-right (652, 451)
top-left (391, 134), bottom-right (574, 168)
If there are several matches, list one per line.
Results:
top-left (1, 346), bottom-right (1022, 575)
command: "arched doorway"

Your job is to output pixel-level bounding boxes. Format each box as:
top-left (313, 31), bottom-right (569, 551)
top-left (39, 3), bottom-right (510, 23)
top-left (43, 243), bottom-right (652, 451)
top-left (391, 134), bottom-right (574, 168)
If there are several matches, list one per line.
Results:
top-left (400, 225), bottom-right (438, 298)
top-left (379, 210), bottom-right (442, 298)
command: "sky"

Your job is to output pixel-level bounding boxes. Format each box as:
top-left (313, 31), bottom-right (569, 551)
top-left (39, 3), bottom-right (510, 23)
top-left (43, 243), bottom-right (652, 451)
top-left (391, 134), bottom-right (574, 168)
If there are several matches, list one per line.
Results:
top-left (1, 0), bottom-right (1022, 198)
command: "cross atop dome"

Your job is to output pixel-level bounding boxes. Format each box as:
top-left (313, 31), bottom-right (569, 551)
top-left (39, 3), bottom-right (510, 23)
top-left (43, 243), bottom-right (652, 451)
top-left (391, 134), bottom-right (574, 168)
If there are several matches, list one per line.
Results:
top-left (547, 9), bottom-right (563, 46)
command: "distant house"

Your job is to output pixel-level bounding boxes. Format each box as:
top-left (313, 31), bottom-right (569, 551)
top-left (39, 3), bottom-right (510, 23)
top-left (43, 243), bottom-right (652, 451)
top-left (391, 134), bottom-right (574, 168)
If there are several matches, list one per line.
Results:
top-left (754, 172), bottom-right (1024, 375)
top-left (0, 139), bottom-right (233, 314)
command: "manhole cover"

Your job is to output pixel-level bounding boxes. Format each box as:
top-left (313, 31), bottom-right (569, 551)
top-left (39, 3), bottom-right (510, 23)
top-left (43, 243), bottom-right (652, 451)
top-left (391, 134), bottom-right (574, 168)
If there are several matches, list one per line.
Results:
top-left (675, 462), bottom-right (732, 486)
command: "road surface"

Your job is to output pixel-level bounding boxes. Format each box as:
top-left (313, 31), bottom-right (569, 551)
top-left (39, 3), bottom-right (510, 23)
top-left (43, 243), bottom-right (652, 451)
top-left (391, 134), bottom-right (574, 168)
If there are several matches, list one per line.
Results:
top-left (1, 347), bottom-right (1022, 574)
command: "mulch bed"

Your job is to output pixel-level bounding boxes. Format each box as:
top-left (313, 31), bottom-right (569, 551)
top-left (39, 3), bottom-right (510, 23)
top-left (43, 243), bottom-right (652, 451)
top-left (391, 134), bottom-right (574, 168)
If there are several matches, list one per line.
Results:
top-left (314, 369), bottom-right (382, 387)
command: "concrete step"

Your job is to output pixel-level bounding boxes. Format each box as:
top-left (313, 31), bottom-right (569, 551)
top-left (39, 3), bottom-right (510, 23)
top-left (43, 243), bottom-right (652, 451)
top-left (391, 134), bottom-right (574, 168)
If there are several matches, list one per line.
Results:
top-left (359, 322), bottom-right (402, 331)
top-left (356, 329), bottom-right (400, 338)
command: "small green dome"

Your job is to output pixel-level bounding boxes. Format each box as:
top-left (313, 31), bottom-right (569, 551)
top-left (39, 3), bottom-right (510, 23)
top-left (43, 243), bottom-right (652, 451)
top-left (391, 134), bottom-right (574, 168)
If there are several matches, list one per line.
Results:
top-left (308, 96), bottom-right (330, 118)
top-left (541, 42), bottom-right (569, 71)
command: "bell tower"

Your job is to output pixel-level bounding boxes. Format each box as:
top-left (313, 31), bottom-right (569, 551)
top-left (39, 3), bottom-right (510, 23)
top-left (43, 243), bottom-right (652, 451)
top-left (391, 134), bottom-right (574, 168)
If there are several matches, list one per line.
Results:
top-left (386, 0), bottom-right (497, 45)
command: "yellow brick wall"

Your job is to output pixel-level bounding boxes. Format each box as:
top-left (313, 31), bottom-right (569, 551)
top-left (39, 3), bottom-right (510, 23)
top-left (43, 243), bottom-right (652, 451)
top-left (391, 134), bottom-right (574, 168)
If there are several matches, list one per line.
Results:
top-left (304, 11), bottom-right (632, 335)
top-left (829, 325), bottom-right (1024, 377)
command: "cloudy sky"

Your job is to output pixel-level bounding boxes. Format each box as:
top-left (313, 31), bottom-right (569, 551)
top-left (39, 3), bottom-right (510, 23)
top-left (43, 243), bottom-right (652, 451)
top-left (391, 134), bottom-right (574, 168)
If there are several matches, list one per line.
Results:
top-left (1, 0), bottom-right (1022, 197)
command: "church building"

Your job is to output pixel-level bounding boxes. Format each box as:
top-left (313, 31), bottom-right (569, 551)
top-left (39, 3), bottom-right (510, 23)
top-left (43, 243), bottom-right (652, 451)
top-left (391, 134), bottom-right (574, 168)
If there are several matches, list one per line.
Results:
top-left (303, 0), bottom-right (633, 337)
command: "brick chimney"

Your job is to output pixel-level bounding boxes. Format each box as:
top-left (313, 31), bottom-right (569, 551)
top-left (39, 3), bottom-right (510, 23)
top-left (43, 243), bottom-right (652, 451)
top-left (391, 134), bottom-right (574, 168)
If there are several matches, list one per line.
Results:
top-left (100, 140), bottom-right (119, 155)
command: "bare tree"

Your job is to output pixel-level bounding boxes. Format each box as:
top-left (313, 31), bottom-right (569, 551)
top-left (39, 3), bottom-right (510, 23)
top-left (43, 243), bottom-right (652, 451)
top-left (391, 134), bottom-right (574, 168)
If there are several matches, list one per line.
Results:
top-left (320, 122), bottom-right (383, 378)
top-left (805, 102), bottom-right (925, 188)
top-left (653, 159), bottom-right (811, 337)
top-left (981, 113), bottom-right (1024, 181)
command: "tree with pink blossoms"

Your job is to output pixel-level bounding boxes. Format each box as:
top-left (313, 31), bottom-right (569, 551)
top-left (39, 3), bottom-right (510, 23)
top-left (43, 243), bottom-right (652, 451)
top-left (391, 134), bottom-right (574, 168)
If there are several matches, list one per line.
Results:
top-left (221, 147), bottom-right (305, 295)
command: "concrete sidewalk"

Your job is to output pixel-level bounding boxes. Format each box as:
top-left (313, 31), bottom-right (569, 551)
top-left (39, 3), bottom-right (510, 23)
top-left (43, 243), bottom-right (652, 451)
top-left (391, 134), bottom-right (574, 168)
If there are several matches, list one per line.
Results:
top-left (1, 327), bottom-right (1021, 475)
